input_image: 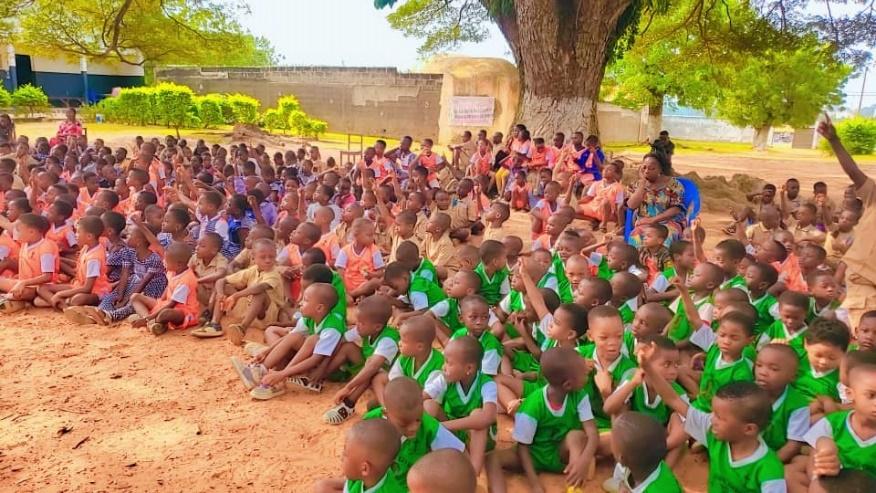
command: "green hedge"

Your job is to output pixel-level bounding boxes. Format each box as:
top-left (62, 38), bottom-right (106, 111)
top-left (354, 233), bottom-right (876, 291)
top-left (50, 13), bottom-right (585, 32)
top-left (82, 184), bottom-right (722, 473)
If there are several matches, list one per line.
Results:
top-left (820, 117), bottom-right (876, 155)
top-left (89, 84), bottom-right (326, 137)
top-left (0, 87), bottom-right (11, 108)
top-left (10, 84), bottom-right (49, 117)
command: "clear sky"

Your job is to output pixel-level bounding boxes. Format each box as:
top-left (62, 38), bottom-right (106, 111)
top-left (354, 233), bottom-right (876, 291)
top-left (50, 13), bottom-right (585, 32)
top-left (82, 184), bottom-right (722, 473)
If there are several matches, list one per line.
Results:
top-left (239, 0), bottom-right (875, 111)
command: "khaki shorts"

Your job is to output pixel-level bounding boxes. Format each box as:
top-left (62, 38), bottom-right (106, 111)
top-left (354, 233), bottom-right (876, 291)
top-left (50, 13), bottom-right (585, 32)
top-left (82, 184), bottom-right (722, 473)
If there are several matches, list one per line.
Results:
top-left (843, 272), bottom-right (876, 328)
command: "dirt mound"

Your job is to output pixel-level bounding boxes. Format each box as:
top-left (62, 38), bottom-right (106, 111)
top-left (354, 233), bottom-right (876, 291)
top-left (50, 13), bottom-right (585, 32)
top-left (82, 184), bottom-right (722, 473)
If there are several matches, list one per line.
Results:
top-left (682, 171), bottom-right (764, 213)
top-left (227, 124), bottom-right (307, 149)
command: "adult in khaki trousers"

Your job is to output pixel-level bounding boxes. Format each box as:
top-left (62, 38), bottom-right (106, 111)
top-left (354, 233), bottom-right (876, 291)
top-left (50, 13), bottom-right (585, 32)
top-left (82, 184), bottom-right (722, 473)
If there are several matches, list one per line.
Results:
top-left (819, 115), bottom-right (876, 328)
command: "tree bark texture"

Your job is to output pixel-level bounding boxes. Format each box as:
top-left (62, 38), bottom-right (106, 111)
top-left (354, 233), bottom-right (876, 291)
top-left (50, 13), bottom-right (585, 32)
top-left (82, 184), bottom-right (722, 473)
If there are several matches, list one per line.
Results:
top-left (646, 95), bottom-right (664, 142)
top-left (488, 0), bottom-right (633, 138)
top-left (752, 125), bottom-right (770, 150)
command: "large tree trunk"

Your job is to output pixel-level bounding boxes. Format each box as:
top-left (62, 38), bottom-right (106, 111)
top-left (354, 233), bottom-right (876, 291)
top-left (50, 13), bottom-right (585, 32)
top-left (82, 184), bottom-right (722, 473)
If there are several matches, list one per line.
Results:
top-left (752, 125), bottom-right (771, 151)
top-left (645, 95), bottom-right (664, 143)
top-left (490, 0), bottom-right (633, 138)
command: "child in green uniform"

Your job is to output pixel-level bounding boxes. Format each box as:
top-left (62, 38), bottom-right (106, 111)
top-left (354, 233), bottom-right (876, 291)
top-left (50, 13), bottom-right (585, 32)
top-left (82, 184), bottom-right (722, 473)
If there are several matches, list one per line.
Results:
top-left (563, 254), bottom-right (591, 295)
top-left (745, 262), bottom-right (780, 336)
top-left (364, 377), bottom-right (464, 485)
top-left (314, 419), bottom-right (405, 493)
top-left (233, 283), bottom-right (344, 399)
top-left (382, 262), bottom-right (447, 324)
top-left (795, 361), bottom-right (876, 491)
top-left (578, 305), bottom-right (638, 432)
top-left (641, 342), bottom-right (787, 493)
top-left (807, 271), bottom-right (849, 327)
top-left (486, 347), bottom-right (598, 493)
top-left (797, 318), bottom-right (850, 420)
top-left (322, 294), bottom-right (399, 424)
top-left (754, 344), bottom-right (811, 463)
top-left (609, 271), bottom-right (644, 326)
top-left (493, 255), bottom-right (551, 336)
top-left (382, 315), bottom-right (444, 391)
top-left (394, 239), bottom-right (438, 284)
top-left (573, 276), bottom-right (613, 310)
top-left (853, 311), bottom-right (876, 351)
top-left (647, 239), bottom-right (696, 304)
top-left (604, 335), bottom-right (688, 468)
top-left (587, 240), bottom-right (645, 281)
top-left (666, 262), bottom-right (723, 344)
top-left (688, 311), bottom-right (756, 412)
top-left (623, 303), bottom-right (673, 358)
top-left (450, 295), bottom-right (503, 376)
top-left (424, 336), bottom-right (498, 474)
top-left (531, 248), bottom-right (564, 301)
top-left (608, 411), bottom-right (683, 493)
top-left (407, 449), bottom-right (476, 493)
top-left (430, 270), bottom-right (480, 339)
top-left (756, 290), bottom-right (810, 366)
top-left (714, 239), bottom-right (749, 291)
top-left (473, 239), bottom-right (510, 306)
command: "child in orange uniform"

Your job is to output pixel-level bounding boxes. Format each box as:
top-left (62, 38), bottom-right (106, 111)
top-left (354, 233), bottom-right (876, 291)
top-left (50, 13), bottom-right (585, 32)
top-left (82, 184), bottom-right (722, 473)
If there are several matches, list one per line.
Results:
top-left (335, 218), bottom-right (385, 299)
top-left (0, 213), bottom-right (59, 312)
top-left (131, 241), bottom-right (200, 336)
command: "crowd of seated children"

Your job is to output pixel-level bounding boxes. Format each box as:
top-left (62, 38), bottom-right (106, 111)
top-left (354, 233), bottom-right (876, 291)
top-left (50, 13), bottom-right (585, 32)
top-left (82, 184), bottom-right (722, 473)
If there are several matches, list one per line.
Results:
top-left (2, 115), bottom-right (876, 493)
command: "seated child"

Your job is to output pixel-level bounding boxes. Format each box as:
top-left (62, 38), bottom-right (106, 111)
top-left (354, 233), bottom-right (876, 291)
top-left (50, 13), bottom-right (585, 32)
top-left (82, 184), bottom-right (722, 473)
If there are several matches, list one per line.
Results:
top-left (638, 224), bottom-right (672, 284)
top-left (424, 336), bottom-right (498, 473)
top-left (603, 336), bottom-right (687, 468)
top-left (407, 449), bottom-right (476, 493)
top-left (321, 294), bottom-right (397, 424)
top-left (382, 315), bottom-right (445, 392)
top-left (129, 242), bottom-right (200, 336)
top-left (529, 180), bottom-right (561, 240)
top-left (564, 254), bottom-right (591, 294)
top-left (624, 303), bottom-right (673, 357)
top-left (796, 318), bottom-right (850, 417)
top-left (388, 210), bottom-right (420, 263)
top-left (607, 411), bottom-right (683, 493)
top-left (364, 377), bottom-right (465, 486)
top-left (755, 343), bottom-right (810, 463)
top-left (0, 213), bottom-right (59, 313)
top-left (688, 311), bottom-right (756, 412)
top-left (236, 282), bottom-right (344, 398)
top-left (508, 170), bottom-right (531, 211)
top-left (666, 262), bottom-right (723, 345)
top-left (421, 212), bottom-right (458, 280)
top-left (807, 271), bottom-right (848, 327)
top-left (574, 276), bottom-right (613, 308)
top-left (394, 240), bottom-right (437, 284)
top-left (746, 261), bottom-right (780, 336)
top-left (335, 218), bottom-right (385, 299)
top-left (572, 161), bottom-right (623, 231)
top-left (486, 347), bottom-right (596, 493)
top-left (853, 311), bottom-right (876, 351)
top-left (609, 271), bottom-right (644, 326)
top-left (824, 209), bottom-right (857, 270)
top-left (207, 238), bottom-right (285, 343)
top-left (740, 205), bottom-right (783, 252)
top-left (474, 240), bottom-right (510, 307)
top-left (502, 235), bottom-right (523, 272)
top-left (382, 262), bottom-right (448, 325)
top-left (481, 201), bottom-right (510, 243)
top-left (640, 345), bottom-right (787, 493)
top-left (756, 290), bottom-right (810, 364)
top-left (588, 240), bottom-right (644, 281)
top-left (791, 203), bottom-right (826, 246)
top-left (38, 216), bottom-right (110, 311)
top-left (448, 296), bottom-right (503, 376)
top-left (187, 232), bottom-right (228, 324)
top-left (313, 419), bottom-right (404, 493)
top-left (714, 239), bottom-right (748, 291)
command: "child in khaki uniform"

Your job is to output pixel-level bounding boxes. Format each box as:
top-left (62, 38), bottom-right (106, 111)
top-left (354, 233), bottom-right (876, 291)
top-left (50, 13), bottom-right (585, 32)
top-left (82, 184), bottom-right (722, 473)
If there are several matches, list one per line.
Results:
top-left (188, 232), bottom-right (228, 320)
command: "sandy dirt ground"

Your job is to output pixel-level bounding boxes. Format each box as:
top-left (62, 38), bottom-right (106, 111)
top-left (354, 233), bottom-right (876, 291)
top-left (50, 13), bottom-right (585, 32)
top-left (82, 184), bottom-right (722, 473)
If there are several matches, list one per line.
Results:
top-left (1, 135), bottom-right (866, 492)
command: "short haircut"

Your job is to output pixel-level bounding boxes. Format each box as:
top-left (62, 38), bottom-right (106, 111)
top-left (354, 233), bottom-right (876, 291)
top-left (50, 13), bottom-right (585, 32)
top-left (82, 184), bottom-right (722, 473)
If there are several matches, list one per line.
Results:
top-left (307, 282), bottom-right (339, 309)
top-left (18, 213), bottom-right (50, 234)
top-left (714, 381), bottom-right (772, 430)
top-left (200, 190), bottom-right (224, 208)
top-left (588, 305), bottom-right (621, 325)
top-left (396, 210), bottom-right (417, 225)
top-left (556, 303), bottom-right (589, 338)
top-left (801, 243), bottom-right (827, 262)
top-left (540, 347), bottom-right (583, 386)
top-left (395, 240), bottom-right (420, 262)
top-left (716, 239), bottom-right (747, 261)
top-left (166, 241), bottom-right (193, 264)
top-left (716, 287), bottom-right (750, 303)
top-left (302, 264), bottom-right (334, 284)
top-left (613, 412), bottom-right (667, 471)
top-left (491, 201), bottom-right (510, 222)
top-left (479, 240), bottom-right (506, 264)
top-left (582, 277), bottom-right (613, 304)
top-left (610, 242), bottom-right (639, 266)
top-left (640, 334), bottom-right (678, 353)
top-left (723, 302), bottom-right (758, 327)
top-left (456, 270), bottom-right (481, 291)
top-left (407, 449), bottom-right (477, 493)
top-left (778, 290), bottom-right (810, 310)
top-left (165, 207), bottom-right (192, 227)
top-left (540, 288), bottom-right (562, 314)
top-left (502, 235), bottom-right (523, 254)
top-left (669, 240), bottom-right (692, 258)
top-left (357, 294), bottom-right (393, 325)
top-left (861, 311), bottom-right (876, 323)
top-left (302, 247), bottom-right (327, 265)
top-left (138, 191), bottom-right (158, 206)
top-left (806, 317), bottom-right (851, 351)
top-left (459, 294), bottom-right (489, 314)
top-left (844, 350), bottom-right (876, 375)
top-left (816, 468), bottom-right (876, 493)
top-left (611, 271), bottom-right (643, 299)
top-left (765, 240), bottom-right (788, 263)
top-left (383, 261), bottom-right (411, 282)
top-left (101, 211), bottom-right (126, 235)
top-left (400, 315), bottom-right (436, 344)
top-left (383, 377), bottom-right (423, 416)
top-left (200, 231), bottom-right (224, 251)
top-left (347, 419), bottom-right (400, 471)
top-left (297, 222), bottom-right (322, 243)
top-left (77, 215), bottom-right (104, 237)
top-left (807, 269), bottom-right (836, 287)
top-left (98, 190), bottom-right (120, 209)
top-left (249, 224), bottom-right (276, 241)
top-left (719, 311), bottom-right (755, 336)
top-left (643, 223), bottom-right (669, 240)
top-left (128, 168), bottom-right (149, 184)
top-left (639, 302), bottom-right (673, 329)
top-left (51, 200), bottom-right (74, 220)
top-left (750, 262), bottom-right (779, 287)
top-left (447, 335), bottom-right (482, 366)
top-left (759, 343), bottom-right (800, 373)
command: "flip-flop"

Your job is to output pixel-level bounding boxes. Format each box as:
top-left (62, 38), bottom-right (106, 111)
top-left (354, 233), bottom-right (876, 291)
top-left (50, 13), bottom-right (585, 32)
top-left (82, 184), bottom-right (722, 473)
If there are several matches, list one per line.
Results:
top-left (288, 376), bottom-right (310, 389)
top-left (250, 384), bottom-right (286, 400)
top-left (323, 402), bottom-right (355, 425)
top-left (305, 380), bottom-right (323, 393)
top-left (63, 306), bottom-right (96, 325)
top-left (191, 323), bottom-right (224, 338)
top-left (79, 306), bottom-right (110, 325)
top-left (230, 357), bottom-right (259, 390)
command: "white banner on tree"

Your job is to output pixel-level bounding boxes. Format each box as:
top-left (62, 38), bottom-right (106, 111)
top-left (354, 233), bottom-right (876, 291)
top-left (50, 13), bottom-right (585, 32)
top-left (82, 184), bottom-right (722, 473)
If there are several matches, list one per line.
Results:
top-left (450, 96), bottom-right (495, 126)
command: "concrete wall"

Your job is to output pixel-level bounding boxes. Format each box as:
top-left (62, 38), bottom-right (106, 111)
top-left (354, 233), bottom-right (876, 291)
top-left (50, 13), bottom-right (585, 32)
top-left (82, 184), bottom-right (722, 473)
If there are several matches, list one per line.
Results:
top-left (661, 114), bottom-right (754, 143)
top-left (597, 103), bottom-right (647, 143)
top-left (156, 66), bottom-right (443, 138)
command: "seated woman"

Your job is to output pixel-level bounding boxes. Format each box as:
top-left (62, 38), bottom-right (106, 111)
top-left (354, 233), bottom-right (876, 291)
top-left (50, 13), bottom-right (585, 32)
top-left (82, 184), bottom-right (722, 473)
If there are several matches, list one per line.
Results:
top-left (52, 108), bottom-right (84, 146)
top-left (626, 153), bottom-right (686, 247)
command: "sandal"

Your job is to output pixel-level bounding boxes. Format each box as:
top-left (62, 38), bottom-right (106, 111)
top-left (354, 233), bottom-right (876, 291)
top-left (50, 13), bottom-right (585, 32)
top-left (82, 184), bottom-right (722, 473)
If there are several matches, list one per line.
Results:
top-left (323, 402), bottom-right (356, 425)
top-left (305, 380), bottom-right (323, 393)
top-left (230, 357), bottom-right (263, 390)
top-left (149, 322), bottom-right (168, 336)
top-left (191, 323), bottom-right (224, 338)
top-left (288, 376), bottom-right (310, 389)
top-left (250, 383), bottom-right (286, 400)
top-left (80, 306), bottom-right (110, 325)
top-left (0, 298), bottom-right (26, 314)
top-left (243, 341), bottom-right (268, 358)
top-left (226, 323), bottom-right (245, 346)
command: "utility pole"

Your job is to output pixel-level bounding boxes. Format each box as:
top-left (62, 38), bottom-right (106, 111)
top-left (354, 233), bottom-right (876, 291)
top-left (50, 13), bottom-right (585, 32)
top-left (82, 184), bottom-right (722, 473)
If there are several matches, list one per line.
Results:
top-left (858, 64), bottom-right (869, 115)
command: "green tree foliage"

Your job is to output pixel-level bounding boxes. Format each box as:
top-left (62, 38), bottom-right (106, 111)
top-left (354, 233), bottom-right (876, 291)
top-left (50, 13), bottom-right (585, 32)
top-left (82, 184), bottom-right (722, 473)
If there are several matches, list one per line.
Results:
top-left (262, 109), bottom-right (286, 133)
top-left (11, 84), bottom-right (49, 116)
top-left (154, 83), bottom-right (194, 133)
top-left (0, 87), bottom-right (11, 108)
top-left (713, 35), bottom-right (849, 134)
top-left (194, 94), bottom-right (226, 128)
top-left (9, 0), bottom-right (278, 67)
top-left (226, 94), bottom-right (260, 125)
top-left (260, 94), bottom-right (327, 137)
top-left (819, 117), bottom-right (876, 155)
